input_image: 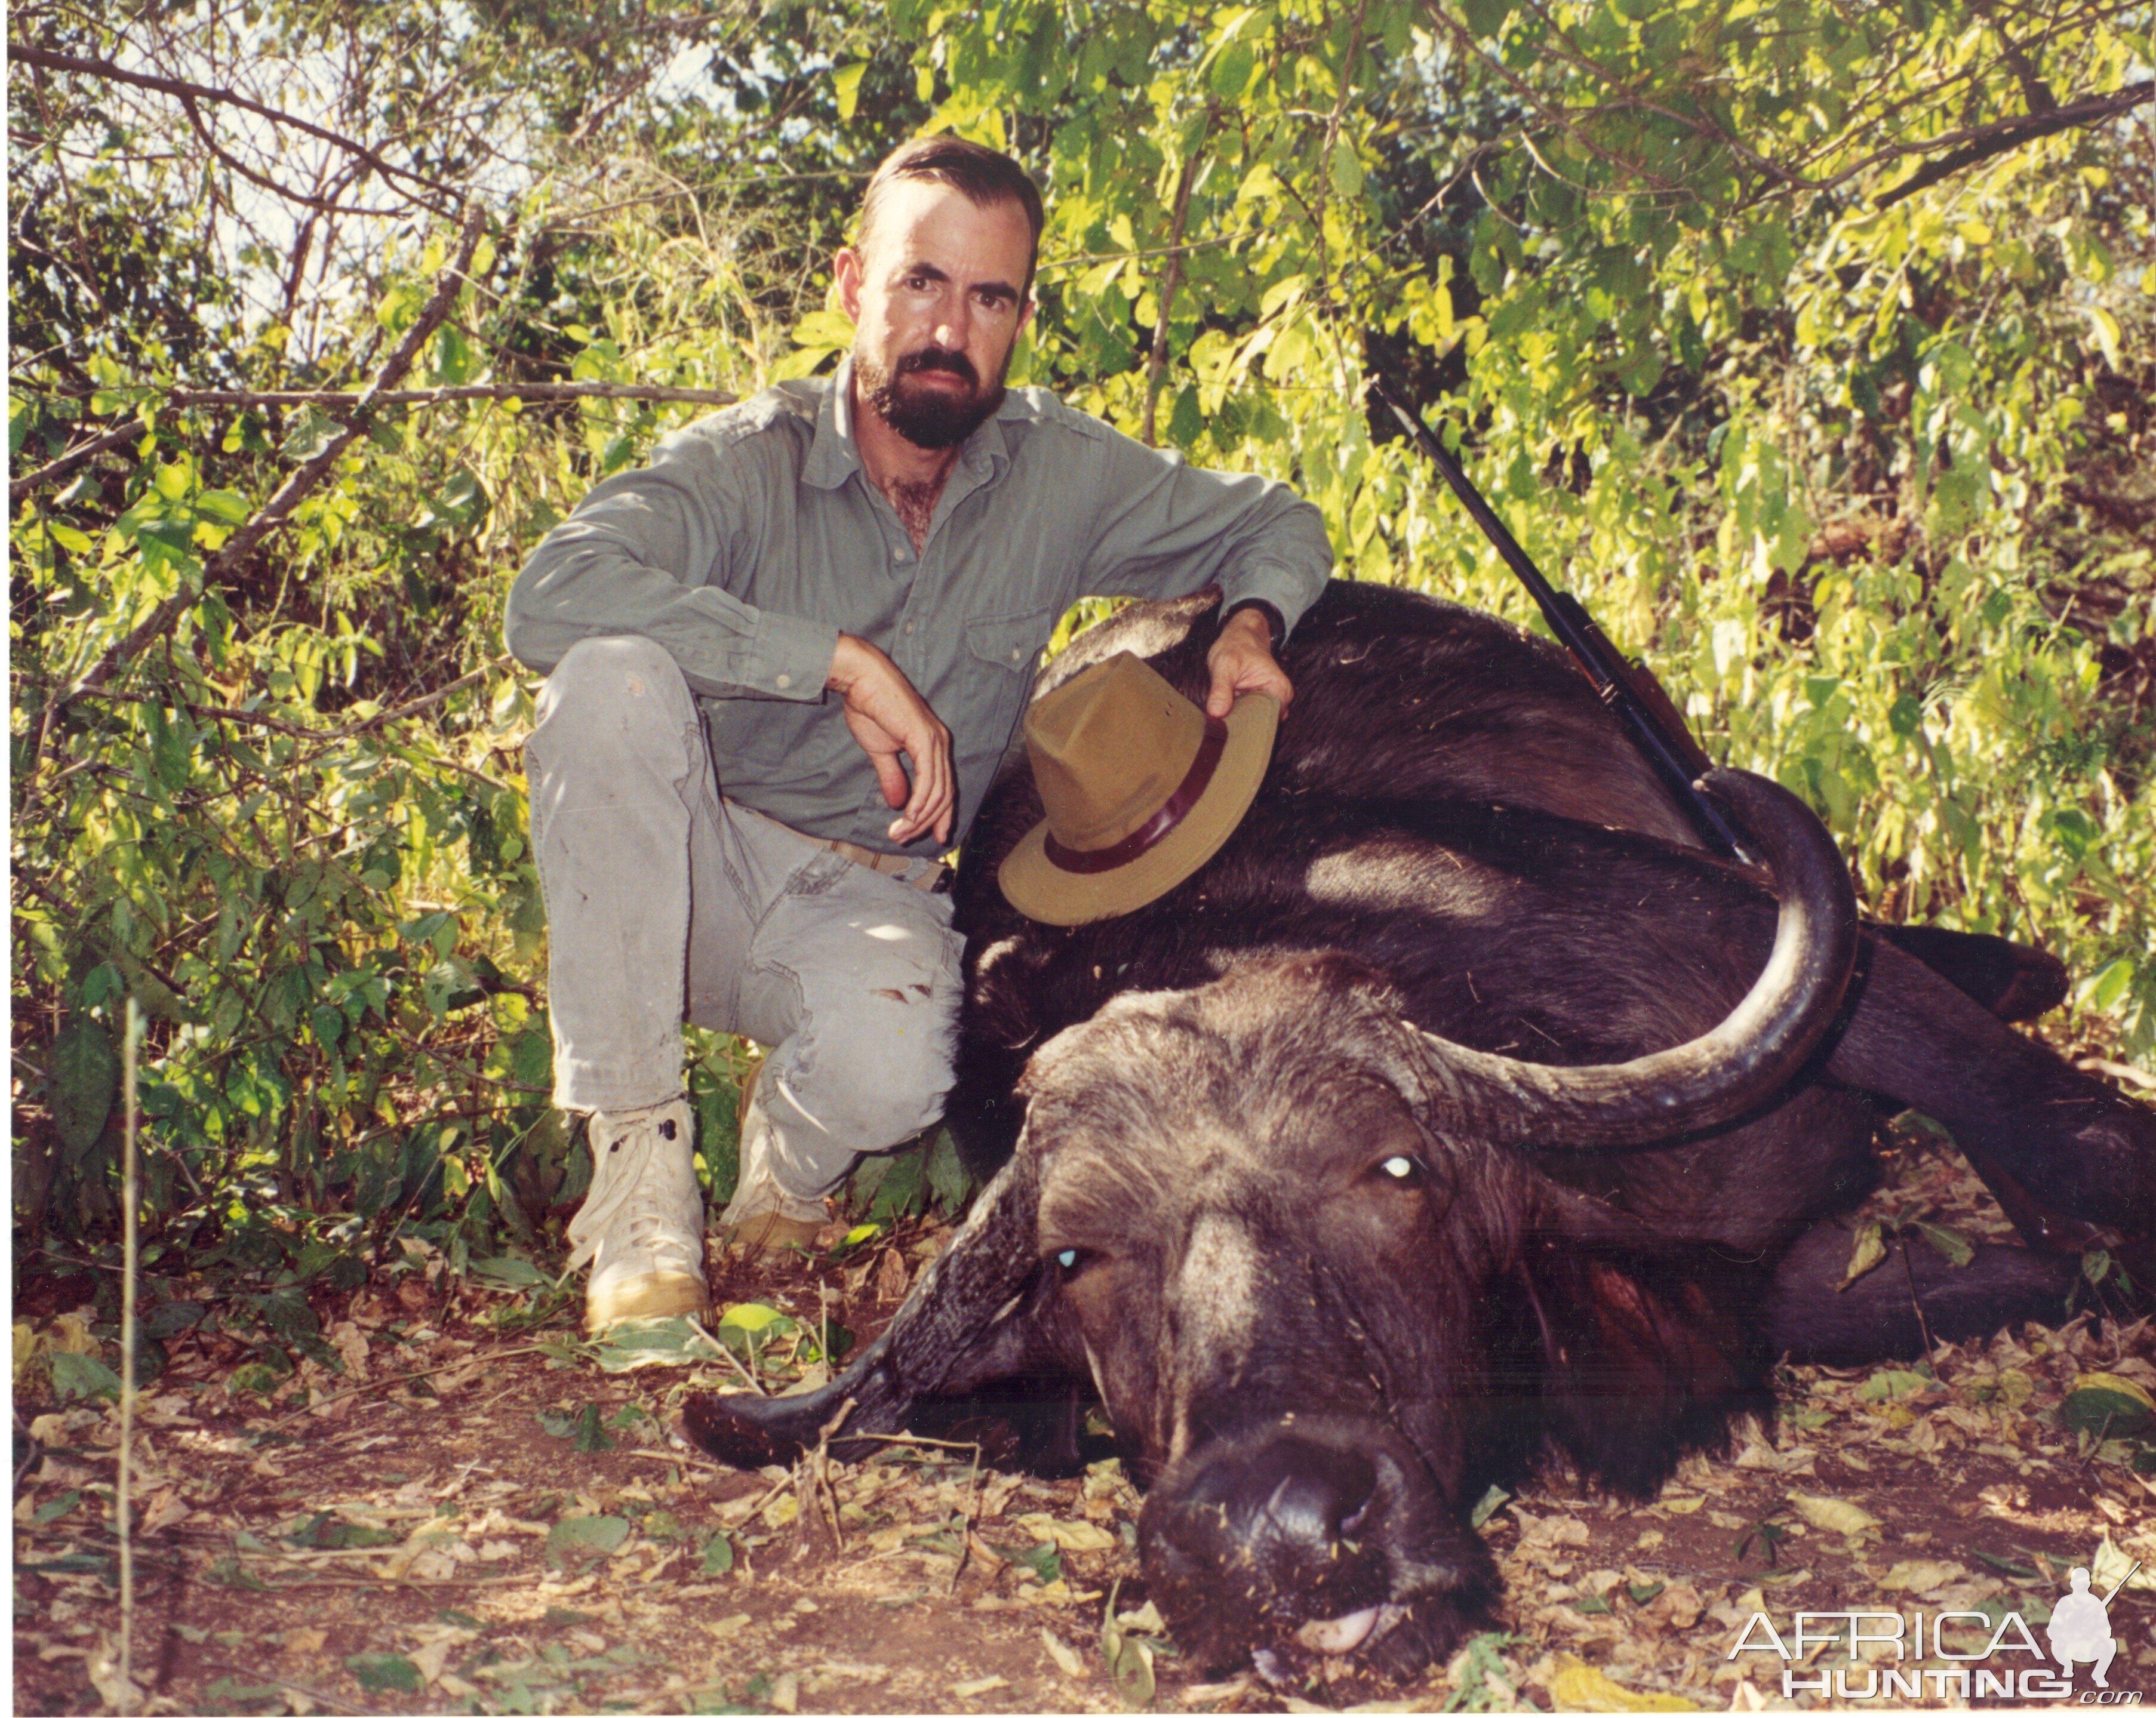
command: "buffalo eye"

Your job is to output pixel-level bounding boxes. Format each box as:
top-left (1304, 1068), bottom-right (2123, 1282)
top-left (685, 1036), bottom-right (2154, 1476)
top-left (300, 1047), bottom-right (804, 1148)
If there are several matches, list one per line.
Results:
top-left (1375, 1154), bottom-right (1425, 1185)
top-left (1051, 1247), bottom-right (1087, 1273)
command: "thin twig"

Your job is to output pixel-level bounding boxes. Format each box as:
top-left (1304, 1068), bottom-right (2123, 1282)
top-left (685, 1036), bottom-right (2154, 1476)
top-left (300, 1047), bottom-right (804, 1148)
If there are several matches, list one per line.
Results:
top-left (7, 44), bottom-right (462, 202)
top-left (51, 204), bottom-right (486, 721)
top-left (8, 421), bottom-right (147, 503)
top-left (2078, 1058), bottom-right (2156, 1092)
top-left (69, 655), bottom-right (513, 744)
top-left (160, 381), bottom-right (739, 411)
top-left (948, 1442), bottom-right (985, 1594)
top-left (688, 1316), bottom-right (765, 1396)
top-left (117, 1000), bottom-right (142, 1713)
top-left (266, 1341), bottom-right (561, 1428)
top-left (195, 1661), bottom-right (386, 1711)
top-left (1897, 1233), bottom-right (1940, 1366)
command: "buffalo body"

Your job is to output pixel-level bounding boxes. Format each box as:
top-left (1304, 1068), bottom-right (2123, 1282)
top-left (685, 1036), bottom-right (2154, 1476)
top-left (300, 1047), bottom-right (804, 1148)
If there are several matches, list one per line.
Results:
top-left (688, 583), bottom-right (2154, 1676)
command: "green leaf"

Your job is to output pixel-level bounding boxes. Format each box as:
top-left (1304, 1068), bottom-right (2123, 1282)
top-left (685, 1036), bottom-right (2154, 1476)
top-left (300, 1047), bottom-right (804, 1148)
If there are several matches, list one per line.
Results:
top-left (1209, 40), bottom-right (1254, 98)
top-left (1460, 0), bottom-right (1510, 36)
top-left (346, 1653), bottom-right (423, 1694)
top-left (51, 1018), bottom-right (119, 1156)
top-left (924, 1128), bottom-right (973, 1215)
top-left (2063, 1374), bottom-right (2154, 1437)
top-left (700, 1531), bottom-right (736, 1576)
top-left (832, 61), bottom-right (868, 121)
top-left (194, 488), bottom-right (252, 525)
top-left (590, 1316), bottom-right (708, 1373)
top-left (1837, 1221), bottom-right (1888, 1289)
top-left (143, 1301), bottom-right (204, 1340)
top-left (2085, 958), bottom-right (2135, 1014)
top-left (1913, 1221), bottom-right (1974, 1269)
top-left (1328, 137), bottom-right (1363, 199)
top-left (1859, 1368), bottom-right (1932, 1402)
top-left (1468, 1484), bottom-right (1511, 1528)
top-left (434, 324), bottom-right (479, 385)
top-left (1102, 1610), bottom-right (1155, 1710)
top-left (52, 1350), bottom-right (122, 1400)
top-left (545, 1513), bottom-right (631, 1565)
top-left (226, 1362), bottom-right (285, 1397)
top-left (716, 1302), bottom-right (792, 1335)
top-left (279, 405), bottom-right (342, 463)
top-left (33, 1489), bottom-right (83, 1525)
top-left (572, 1402), bottom-right (615, 1452)
top-left (471, 1254), bottom-right (547, 1289)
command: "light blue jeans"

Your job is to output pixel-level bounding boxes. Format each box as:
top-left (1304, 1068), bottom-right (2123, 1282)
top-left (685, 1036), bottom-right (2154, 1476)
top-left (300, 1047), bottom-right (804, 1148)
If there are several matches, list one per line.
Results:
top-left (524, 636), bottom-right (964, 1206)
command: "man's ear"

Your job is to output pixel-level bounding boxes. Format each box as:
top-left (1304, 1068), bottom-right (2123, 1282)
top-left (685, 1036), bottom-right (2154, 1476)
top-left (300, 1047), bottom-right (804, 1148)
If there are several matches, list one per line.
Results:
top-left (834, 246), bottom-right (864, 323)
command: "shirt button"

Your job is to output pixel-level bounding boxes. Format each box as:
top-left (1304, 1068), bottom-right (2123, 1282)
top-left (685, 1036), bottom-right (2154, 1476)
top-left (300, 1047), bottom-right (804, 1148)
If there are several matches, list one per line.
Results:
top-left (774, 673), bottom-right (792, 690)
top-left (891, 547), bottom-right (906, 562)
top-left (1010, 646), bottom-right (1023, 661)
top-left (905, 621), bottom-right (916, 636)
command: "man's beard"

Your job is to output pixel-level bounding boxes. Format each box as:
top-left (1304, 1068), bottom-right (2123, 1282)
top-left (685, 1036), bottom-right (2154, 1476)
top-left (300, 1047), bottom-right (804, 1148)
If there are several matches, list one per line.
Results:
top-left (857, 344), bottom-right (1008, 449)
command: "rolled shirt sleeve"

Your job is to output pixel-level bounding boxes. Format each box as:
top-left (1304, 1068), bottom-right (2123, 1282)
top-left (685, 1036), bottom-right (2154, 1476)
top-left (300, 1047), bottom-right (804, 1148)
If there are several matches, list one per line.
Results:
top-left (504, 431), bottom-right (838, 703)
top-left (1073, 419), bottom-right (1333, 640)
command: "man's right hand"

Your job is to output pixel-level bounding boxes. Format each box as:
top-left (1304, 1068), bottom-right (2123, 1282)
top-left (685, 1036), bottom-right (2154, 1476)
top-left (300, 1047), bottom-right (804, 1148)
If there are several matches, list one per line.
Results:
top-left (826, 634), bottom-right (954, 846)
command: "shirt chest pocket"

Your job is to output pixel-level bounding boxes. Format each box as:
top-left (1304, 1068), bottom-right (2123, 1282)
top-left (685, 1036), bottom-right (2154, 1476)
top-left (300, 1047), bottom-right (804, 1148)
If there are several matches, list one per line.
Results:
top-left (965, 607), bottom-right (1052, 675)
top-left (959, 605), bottom-right (1056, 758)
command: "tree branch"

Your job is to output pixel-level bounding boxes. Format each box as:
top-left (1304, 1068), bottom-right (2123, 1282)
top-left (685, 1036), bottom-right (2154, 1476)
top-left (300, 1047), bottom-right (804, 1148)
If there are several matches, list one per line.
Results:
top-left (51, 206), bottom-right (488, 713)
top-left (10, 422), bottom-right (147, 504)
top-left (7, 42), bottom-right (462, 206)
top-left (1872, 79), bottom-right (2154, 207)
top-left (1141, 131), bottom-right (1208, 449)
top-left (159, 381), bottom-right (740, 412)
top-left (9, 383), bottom-right (740, 503)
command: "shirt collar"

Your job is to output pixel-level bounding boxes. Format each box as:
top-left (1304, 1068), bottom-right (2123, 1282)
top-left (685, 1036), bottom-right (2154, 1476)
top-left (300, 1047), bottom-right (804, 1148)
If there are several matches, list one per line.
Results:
top-left (802, 357), bottom-right (863, 491)
top-left (802, 354), bottom-right (1020, 491)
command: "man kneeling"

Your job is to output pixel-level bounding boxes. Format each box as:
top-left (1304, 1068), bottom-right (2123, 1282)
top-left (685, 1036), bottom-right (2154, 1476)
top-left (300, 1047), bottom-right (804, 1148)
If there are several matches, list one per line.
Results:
top-left (506, 135), bottom-right (1328, 1330)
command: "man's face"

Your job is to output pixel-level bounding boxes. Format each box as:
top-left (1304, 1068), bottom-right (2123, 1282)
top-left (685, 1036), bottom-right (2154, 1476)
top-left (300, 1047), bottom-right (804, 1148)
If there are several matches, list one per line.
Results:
top-left (836, 178), bottom-right (1035, 451)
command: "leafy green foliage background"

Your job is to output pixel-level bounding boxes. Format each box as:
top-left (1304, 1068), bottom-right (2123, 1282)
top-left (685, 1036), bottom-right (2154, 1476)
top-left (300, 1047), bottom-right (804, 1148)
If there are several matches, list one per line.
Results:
top-left (11, 0), bottom-right (2153, 1317)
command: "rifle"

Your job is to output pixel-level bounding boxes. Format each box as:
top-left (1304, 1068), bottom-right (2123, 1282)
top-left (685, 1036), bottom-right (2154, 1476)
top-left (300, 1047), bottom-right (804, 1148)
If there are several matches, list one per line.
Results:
top-left (1370, 373), bottom-right (1759, 866)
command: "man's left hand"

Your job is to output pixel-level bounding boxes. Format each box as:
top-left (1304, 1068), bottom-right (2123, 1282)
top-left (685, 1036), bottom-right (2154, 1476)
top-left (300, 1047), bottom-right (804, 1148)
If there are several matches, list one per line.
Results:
top-left (1204, 606), bottom-right (1294, 718)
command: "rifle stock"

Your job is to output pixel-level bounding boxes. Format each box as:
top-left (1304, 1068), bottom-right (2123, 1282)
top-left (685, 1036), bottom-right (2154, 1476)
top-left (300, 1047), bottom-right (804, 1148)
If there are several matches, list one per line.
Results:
top-left (1371, 375), bottom-right (1755, 864)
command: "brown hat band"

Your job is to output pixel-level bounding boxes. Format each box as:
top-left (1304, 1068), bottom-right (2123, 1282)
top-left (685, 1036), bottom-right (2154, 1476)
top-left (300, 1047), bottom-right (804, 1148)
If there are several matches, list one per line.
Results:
top-left (1042, 716), bottom-right (1228, 875)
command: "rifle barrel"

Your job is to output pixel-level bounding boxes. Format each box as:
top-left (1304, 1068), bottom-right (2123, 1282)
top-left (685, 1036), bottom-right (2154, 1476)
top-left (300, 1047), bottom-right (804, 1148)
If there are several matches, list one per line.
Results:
top-left (2101, 1561), bottom-right (2142, 1606)
top-left (1373, 376), bottom-right (1757, 863)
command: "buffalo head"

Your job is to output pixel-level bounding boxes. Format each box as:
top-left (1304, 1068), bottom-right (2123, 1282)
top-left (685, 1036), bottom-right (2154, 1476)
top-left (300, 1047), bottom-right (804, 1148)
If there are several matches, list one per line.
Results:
top-left (684, 769), bottom-right (1857, 1674)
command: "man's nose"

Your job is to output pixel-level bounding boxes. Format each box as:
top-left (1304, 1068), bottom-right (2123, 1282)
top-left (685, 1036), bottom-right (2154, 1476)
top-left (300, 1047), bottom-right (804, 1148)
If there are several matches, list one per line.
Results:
top-left (933, 301), bottom-right (970, 349)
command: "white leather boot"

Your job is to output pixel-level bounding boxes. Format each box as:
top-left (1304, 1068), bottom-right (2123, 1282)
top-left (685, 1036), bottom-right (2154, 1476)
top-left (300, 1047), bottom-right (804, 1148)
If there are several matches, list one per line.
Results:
top-left (565, 1096), bottom-right (712, 1331)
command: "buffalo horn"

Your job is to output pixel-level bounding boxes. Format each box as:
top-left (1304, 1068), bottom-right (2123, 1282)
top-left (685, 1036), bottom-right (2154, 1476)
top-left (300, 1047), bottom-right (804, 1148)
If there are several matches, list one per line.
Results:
top-left (682, 1150), bottom-right (1045, 1466)
top-left (1412, 769), bottom-right (1857, 1149)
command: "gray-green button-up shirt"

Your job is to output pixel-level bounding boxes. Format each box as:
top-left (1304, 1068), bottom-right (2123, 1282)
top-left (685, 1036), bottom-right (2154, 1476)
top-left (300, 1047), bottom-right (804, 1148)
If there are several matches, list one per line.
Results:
top-left (504, 361), bottom-right (1333, 854)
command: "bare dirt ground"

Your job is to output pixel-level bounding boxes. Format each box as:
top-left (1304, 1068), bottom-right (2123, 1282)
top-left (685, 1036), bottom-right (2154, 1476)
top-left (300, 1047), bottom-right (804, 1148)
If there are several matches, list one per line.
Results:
top-left (15, 1143), bottom-right (2156, 1716)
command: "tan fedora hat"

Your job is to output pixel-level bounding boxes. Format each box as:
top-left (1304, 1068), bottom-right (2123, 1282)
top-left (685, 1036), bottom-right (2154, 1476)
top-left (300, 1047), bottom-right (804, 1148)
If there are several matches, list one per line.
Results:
top-left (998, 651), bottom-right (1278, 926)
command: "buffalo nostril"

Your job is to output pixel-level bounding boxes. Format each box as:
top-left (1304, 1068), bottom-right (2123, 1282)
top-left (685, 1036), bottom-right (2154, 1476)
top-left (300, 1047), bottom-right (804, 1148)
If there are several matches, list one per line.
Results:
top-left (1181, 1437), bottom-right (1378, 1557)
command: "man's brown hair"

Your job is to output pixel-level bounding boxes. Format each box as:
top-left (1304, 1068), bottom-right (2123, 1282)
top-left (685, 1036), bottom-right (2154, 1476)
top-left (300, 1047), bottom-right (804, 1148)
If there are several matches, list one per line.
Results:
top-left (857, 135), bottom-right (1045, 293)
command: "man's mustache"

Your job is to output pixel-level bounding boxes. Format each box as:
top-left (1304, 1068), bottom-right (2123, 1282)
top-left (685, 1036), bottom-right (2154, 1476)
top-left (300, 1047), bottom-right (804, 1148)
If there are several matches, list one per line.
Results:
top-left (896, 347), bottom-right (979, 386)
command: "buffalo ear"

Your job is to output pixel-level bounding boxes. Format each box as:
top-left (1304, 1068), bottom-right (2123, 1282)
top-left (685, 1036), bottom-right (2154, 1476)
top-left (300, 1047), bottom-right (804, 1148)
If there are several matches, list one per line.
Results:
top-left (681, 1147), bottom-right (1048, 1467)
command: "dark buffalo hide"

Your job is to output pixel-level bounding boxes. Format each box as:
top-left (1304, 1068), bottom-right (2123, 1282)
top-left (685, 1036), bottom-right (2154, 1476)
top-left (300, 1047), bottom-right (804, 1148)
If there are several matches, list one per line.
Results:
top-left (687, 583), bottom-right (2155, 1678)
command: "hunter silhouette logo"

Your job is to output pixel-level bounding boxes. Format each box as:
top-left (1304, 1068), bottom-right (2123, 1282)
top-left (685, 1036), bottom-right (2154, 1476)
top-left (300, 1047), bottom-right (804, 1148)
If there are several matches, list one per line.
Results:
top-left (2052, 1563), bottom-right (2138, 1689)
top-left (1727, 1557), bottom-right (2144, 1702)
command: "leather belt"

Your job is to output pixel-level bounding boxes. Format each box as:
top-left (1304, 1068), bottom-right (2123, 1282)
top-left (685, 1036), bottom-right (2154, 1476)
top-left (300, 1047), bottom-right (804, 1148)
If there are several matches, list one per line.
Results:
top-left (730, 800), bottom-right (952, 894)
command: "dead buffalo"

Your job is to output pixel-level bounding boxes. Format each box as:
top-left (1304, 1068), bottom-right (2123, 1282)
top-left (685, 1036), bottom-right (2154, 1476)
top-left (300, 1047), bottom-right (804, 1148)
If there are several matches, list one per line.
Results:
top-left (685, 582), bottom-right (2154, 1676)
